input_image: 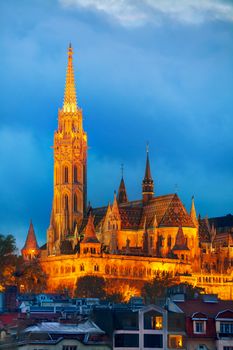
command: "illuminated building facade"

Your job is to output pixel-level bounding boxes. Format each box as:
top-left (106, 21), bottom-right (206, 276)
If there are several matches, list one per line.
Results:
top-left (22, 46), bottom-right (233, 300)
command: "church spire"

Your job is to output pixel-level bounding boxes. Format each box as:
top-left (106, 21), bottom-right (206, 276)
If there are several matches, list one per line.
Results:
top-left (117, 165), bottom-right (128, 204)
top-left (63, 43), bottom-right (77, 113)
top-left (190, 195), bottom-right (198, 227)
top-left (142, 145), bottom-right (154, 202)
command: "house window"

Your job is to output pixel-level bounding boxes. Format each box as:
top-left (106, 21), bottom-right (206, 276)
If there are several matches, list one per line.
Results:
top-left (151, 316), bottom-right (163, 330)
top-left (144, 334), bottom-right (163, 348)
top-left (62, 346), bottom-right (77, 350)
top-left (168, 335), bottom-right (183, 348)
top-left (194, 321), bottom-right (205, 334)
top-left (220, 323), bottom-right (233, 334)
top-left (223, 347), bottom-right (233, 350)
top-left (114, 333), bottom-right (139, 348)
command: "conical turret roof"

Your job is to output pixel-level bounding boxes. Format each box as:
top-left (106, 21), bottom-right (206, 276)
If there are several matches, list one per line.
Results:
top-left (82, 213), bottom-right (99, 244)
top-left (117, 177), bottom-right (128, 204)
top-left (190, 195), bottom-right (198, 227)
top-left (144, 149), bottom-right (152, 180)
top-left (22, 220), bottom-right (39, 251)
top-left (142, 147), bottom-right (154, 199)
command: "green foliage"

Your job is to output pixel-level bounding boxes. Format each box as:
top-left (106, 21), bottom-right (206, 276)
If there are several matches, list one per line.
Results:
top-left (75, 275), bottom-right (106, 299)
top-left (141, 272), bottom-right (177, 304)
top-left (176, 282), bottom-right (204, 299)
top-left (0, 234), bottom-right (16, 258)
top-left (105, 292), bottom-right (125, 303)
top-left (0, 234), bottom-right (17, 288)
top-left (14, 258), bottom-right (48, 294)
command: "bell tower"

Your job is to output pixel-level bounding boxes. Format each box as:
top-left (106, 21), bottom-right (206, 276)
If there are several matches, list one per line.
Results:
top-left (47, 44), bottom-right (87, 253)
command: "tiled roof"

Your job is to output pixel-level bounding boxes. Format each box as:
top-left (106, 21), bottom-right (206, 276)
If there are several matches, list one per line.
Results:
top-left (198, 218), bottom-right (211, 243)
top-left (175, 299), bottom-right (233, 318)
top-left (79, 193), bottom-right (194, 232)
top-left (159, 194), bottom-right (195, 228)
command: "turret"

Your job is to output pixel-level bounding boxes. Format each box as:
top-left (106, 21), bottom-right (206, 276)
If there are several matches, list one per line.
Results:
top-left (117, 177), bottom-right (128, 204)
top-left (21, 221), bottom-right (40, 260)
top-left (80, 213), bottom-right (101, 255)
top-left (117, 165), bottom-right (128, 204)
top-left (172, 226), bottom-right (190, 261)
top-left (142, 146), bottom-right (154, 202)
top-left (190, 196), bottom-right (198, 228)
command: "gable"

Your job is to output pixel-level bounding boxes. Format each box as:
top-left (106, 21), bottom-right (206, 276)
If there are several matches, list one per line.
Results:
top-left (159, 194), bottom-right (195, 228)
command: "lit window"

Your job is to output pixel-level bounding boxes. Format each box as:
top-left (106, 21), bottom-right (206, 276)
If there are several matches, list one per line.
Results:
top-left (94, 264), bottom-right (99, 272)
top-left (168, 335), bottom-right (183, 348)
top-left (151, 316), bottom-right (163, 330)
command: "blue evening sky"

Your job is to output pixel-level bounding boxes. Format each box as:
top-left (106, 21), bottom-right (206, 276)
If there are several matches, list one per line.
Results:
top-left (0, 0), bottom-right (233, 248)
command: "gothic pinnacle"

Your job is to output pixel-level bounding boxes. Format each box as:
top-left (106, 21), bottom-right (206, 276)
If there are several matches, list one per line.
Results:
top-left (63, 43), bottom-right (78, 113)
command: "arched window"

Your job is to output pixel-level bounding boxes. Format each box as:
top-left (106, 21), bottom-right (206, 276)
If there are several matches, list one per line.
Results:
top-left (55, 195), bottom-right (59, 213)
top-left (94, 264), bottom-right (99, 272)
top-left (55, 167), bottom-right (59, 184)
top-left (64, 166), bottom-right (69, 183)
top-left (80, 264), bottom-right (85, 271)
top-left (167, 235), bottom-right (172, 247)
top-left (73, 165), bottom-right (78, 183)
top-left (64, 194), bottom-right (69, 210)
top-left (73, 193), bottom-right (78, 212)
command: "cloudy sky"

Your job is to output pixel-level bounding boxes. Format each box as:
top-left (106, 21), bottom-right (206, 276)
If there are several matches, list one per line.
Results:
top-left (0, 0), bottom-right (233, 248)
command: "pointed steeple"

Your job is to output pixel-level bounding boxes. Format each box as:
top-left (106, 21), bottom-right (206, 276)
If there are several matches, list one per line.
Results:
top-left (21, 221), bottom-right (40, 260)
top-left (142, 145), bottom-right (154, 202)
top-left (190, 195), bottom-right (198, 227)
top-left (117, 176), bottom-right (128, 204)
top-left (22, 220), bottom-right (39, 251)
top-left (112, 191), bottom-right (120, 217)
top-left (82, 213), bottom-right (99, 243)
top-left (63, 43), bottom-right (78, 113)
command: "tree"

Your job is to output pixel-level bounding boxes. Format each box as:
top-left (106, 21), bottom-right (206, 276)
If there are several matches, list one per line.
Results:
top-left (175, 282), bottom-right (204, 299)
top-left (0, 234), bottom-right (17, 288)
top-left (105, 292), bottom-right (125, 303)
top-left (15, 258), bottom-right (48, 294)
top-left (141, 272), bottom-right (177, 304)
top-left (75, 275), bottom-right (106, 299)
